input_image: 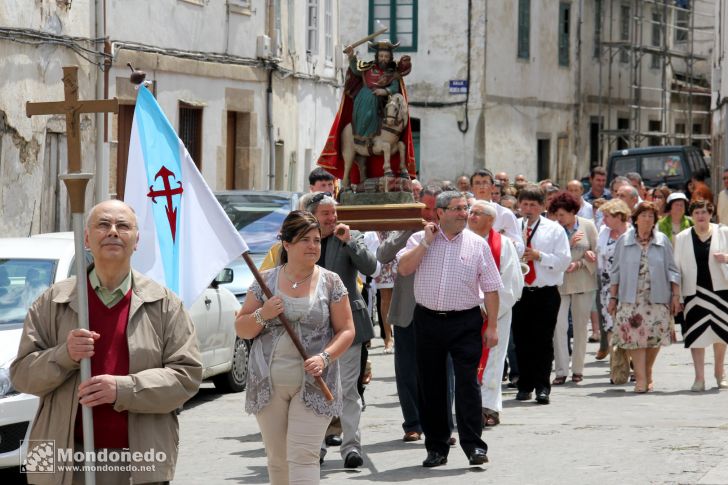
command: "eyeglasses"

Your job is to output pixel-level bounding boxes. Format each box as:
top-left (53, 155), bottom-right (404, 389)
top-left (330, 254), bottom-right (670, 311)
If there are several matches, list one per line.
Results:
top-left (93, 221), bottom-right (135, 234)
top-left (443, 205), bottom-right (470, 213)
top-left (468, 210), bottom-right (487, 217)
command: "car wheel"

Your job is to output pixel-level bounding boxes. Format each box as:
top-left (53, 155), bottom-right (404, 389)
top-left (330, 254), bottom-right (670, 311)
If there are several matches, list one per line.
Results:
top-left (212, 337), bottom-right (249, 393)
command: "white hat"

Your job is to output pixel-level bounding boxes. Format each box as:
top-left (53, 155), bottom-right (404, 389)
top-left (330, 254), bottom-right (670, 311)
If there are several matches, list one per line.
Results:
top-left (666, 192), bottom-right (688, 209)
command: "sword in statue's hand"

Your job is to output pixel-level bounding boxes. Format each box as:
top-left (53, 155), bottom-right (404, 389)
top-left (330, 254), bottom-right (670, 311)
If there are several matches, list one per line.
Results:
top-left (343, 27), bottom-right (388, 56)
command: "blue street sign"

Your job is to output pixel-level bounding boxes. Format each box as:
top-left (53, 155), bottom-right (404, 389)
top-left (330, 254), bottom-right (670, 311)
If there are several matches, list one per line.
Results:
top-left (449, 80), bottom-right (468, 94)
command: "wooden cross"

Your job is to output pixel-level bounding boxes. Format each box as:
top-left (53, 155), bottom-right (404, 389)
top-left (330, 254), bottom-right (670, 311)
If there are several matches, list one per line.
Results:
top-left (26, 65), bottom-right (118, 174)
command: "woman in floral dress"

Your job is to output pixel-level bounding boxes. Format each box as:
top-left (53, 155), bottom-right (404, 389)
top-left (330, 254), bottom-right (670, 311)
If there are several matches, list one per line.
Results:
top-left (595, 199), bottom-right (631, 367)
top-left (607, 202), bottom-right (681, 393)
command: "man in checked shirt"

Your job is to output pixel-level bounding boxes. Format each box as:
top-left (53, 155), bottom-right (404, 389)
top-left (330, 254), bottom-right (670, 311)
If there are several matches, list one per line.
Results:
top-left (398, 191), bottom-right (502, 468)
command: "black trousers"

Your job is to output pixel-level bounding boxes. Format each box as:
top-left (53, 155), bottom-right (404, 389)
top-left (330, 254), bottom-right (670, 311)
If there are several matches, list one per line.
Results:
top-left (512, 286), bottom-right (561, 394)
top-left (414, 304), bottom-right (486, 457)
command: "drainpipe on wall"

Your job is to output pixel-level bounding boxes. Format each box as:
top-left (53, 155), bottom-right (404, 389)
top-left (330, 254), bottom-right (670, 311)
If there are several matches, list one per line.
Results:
top-left (94, 0), bottom-right (108, 202)
top-left (267, 67), bottom-right (275, 190)
top-left (265, 0), bottom-right (276, 191)
top-left (482, 0), bottom-right (488, 168)
top-left (574, 0), bottom-right (583, 181)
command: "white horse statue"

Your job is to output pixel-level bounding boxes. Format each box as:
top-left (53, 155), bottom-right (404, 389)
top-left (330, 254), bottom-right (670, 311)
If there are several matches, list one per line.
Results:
top-left (340, 93), bottom-right (409, 189)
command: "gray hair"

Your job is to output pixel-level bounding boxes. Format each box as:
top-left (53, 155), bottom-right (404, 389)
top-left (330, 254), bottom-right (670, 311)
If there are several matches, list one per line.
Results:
top-left (625, 172), bottom-right (642, 183)
top-left (611, 175), bottom-right (630, 192)
top-left (422, 184), bottom-right (443, 199)
top-left (435, 191), bottom-right (465, 209)
top-left (471, 200), bottom-right (497, 218)
top-left (621, 185), bottom-right (639, 198)
top-left (300, 191), bottom-right (337, 213)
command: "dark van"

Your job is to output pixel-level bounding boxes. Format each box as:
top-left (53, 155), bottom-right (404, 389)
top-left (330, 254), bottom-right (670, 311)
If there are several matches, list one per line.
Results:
top-left (606, 145), bottom-right (709, 190)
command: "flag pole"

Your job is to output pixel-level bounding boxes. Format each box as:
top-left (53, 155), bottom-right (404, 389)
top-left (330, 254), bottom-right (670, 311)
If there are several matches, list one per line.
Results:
top-left (241, 252), bottom-right (334, 401)
top-left (61, 173), bottom-right (96, 485)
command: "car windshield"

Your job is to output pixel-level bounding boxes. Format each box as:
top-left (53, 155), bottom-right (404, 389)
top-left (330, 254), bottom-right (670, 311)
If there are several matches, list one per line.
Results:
top-left (0, 259), bottom-right (57, 326)
top-left (611, 156), bottom-right (639, 176)
top-left (215, 193), bottom-right (293, 253)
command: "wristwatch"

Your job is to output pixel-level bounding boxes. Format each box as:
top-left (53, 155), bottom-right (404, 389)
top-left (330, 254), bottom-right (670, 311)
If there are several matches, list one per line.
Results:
top-left (319, 351), bottom-right (331, 368)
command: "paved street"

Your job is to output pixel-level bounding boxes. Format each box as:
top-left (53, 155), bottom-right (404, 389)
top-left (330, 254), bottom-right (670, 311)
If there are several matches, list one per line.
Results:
top-left (174, 336), bottom-right (728, 485)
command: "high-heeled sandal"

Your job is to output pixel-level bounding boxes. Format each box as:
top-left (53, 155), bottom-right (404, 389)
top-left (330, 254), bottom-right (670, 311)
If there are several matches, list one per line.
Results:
top-left (362, 360), bottom-right (372, 385)
top-left (383, 339), bottom-right (394, 354)
top-left (633, 384), bottom-right (648, 393)
top-left (716, 375), bottom-right (727, 389)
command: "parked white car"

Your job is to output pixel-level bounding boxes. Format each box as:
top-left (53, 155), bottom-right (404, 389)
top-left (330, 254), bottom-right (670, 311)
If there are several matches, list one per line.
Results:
top-left (0, 233), bottom-right (245, 469)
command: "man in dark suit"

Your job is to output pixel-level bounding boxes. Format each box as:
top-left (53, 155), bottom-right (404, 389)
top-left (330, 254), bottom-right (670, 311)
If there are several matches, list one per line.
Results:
top-left (303, 191), bottom-right (377, 468)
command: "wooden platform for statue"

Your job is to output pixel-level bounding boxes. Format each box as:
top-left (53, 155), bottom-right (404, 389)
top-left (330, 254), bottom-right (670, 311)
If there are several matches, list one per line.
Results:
top-left (336, 203), bottom-right (425, 231)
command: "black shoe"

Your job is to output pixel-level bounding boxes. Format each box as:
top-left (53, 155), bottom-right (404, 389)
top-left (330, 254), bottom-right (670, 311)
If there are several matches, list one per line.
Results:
top-left (319, 447), bottom-right (326, 465)
top-left (535, 391), bottom-right (550, 405)
top-left (468, 448), bottom-right (489, 466)
top-left (344, 450), bottom-right (363, 468)
top-left (422, 451), bottom-right (448, 468)
top-left (515, 391), bottom-right (532, 401)
top-left (507, 377), bottom-right (519, 388)
top-left (325, 434), bottom-right (342, 447)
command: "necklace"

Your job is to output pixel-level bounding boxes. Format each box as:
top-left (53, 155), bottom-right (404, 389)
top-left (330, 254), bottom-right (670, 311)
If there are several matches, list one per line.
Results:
top-left (283, 264), bottom-right (315, 289)
top-left (637, 232), bottom-right (652, 244)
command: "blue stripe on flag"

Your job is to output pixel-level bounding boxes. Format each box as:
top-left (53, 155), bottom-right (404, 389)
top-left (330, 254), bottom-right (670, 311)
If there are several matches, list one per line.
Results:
top-left (134, 87), bottom-right (182, 294)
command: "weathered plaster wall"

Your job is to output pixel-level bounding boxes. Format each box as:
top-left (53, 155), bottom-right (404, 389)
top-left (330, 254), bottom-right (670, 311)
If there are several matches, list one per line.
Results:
top-left (0, 2), bottom-right (98, 236)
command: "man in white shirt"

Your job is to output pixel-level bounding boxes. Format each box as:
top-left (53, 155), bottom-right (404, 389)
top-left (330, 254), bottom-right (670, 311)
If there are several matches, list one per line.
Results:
top-left (512, 186), bottom-right (571, 405)
top-left (717, 168), bottom-right (728, 225)
top-left (567, 179), bottom-right (593, 220)
top-left (470, 169), bottom-right (524, 256)
top-left (467, 201), bottom-right (523, 426)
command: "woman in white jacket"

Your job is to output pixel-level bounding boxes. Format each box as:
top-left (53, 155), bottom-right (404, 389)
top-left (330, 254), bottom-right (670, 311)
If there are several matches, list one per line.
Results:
top-left (673, 199), bottom-right (728, 392)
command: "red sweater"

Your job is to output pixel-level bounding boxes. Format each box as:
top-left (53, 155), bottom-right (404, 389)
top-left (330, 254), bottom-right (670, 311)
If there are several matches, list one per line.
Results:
top-left (74, 280), bottom-right (131, 449)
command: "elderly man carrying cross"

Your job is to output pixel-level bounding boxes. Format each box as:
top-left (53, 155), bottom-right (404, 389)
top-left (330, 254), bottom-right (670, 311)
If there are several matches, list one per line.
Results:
top-left (12, 200), bottom-right (202, 485)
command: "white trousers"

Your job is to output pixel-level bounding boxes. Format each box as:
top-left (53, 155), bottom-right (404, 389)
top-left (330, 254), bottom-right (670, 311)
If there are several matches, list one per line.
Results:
top-left (553, 291), bottom-right (595, 377)
top-left (480, 310), bottom-right (512, 412)
top-left (256, 385), bottom-right (331, 485)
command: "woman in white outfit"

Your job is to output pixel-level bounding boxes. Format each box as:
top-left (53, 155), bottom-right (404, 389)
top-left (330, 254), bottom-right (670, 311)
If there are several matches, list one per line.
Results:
top-left (673, 199), bottom-right (728, 392)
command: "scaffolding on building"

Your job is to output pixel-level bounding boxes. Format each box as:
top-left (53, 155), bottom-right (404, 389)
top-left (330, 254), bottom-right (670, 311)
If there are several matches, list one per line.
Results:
top-left (596, 0), bottom-right (714, 162)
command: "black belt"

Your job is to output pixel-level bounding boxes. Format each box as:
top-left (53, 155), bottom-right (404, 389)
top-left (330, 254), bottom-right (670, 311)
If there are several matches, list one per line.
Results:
top-left (415, 304), bottom-right (480, 318)
top-left (523, 285), bottom-right (557, 292)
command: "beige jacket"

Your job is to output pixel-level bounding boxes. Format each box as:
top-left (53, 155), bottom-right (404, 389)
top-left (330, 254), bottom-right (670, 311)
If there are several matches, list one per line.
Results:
top-left (559, 216), bottom-right (599, 295)
top-left (10, 270), bottom-right (202, 485)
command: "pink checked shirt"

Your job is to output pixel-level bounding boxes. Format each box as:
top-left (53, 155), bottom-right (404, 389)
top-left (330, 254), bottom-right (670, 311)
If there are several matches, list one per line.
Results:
top-left (400, 228), bottom-right (503, 311)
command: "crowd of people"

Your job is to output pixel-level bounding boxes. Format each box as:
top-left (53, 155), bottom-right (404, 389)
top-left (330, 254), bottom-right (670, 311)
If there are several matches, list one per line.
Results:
top-left (12, 165), bottom-right (728, 485)
top-left (236, 165), bottom-right (728, 484)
